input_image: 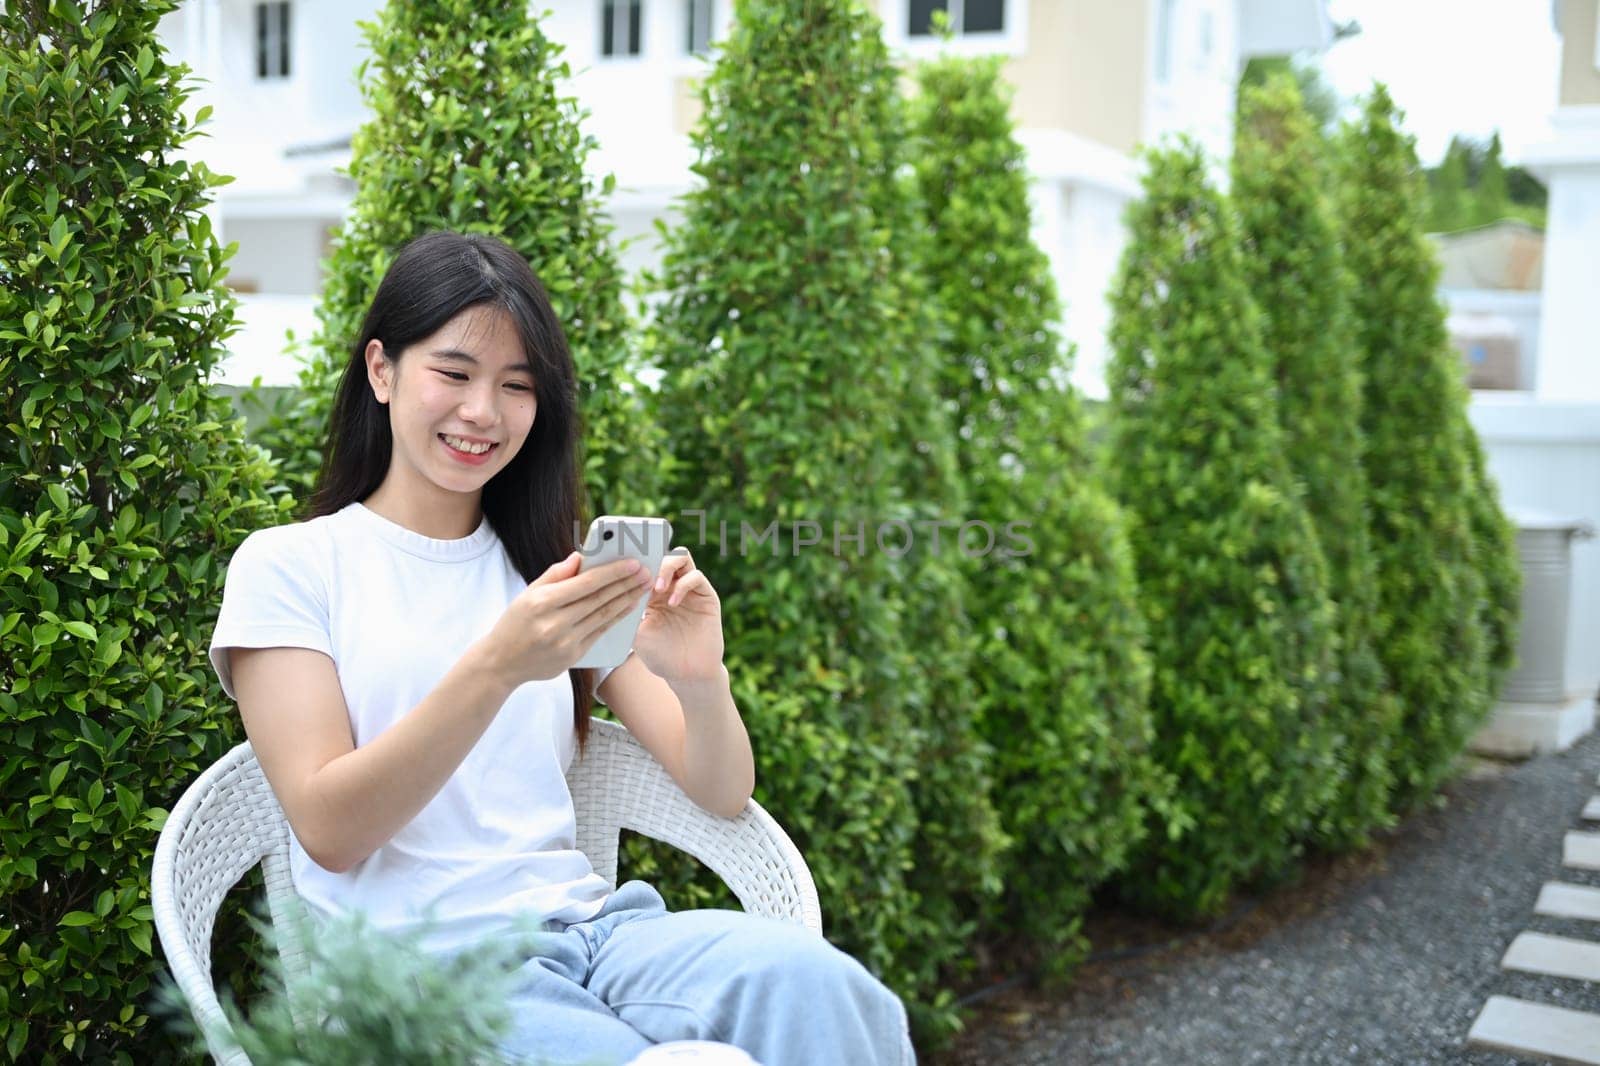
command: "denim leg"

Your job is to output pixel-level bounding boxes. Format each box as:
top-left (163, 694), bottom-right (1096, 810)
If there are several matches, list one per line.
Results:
top-left (493, 920), bottom-right (652, 1065)
top-left (585, 903), bottom-right (915, 1066)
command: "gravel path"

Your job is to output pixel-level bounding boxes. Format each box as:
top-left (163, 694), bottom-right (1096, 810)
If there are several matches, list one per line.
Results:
top-left (932, 722), bottom-right (1600, 1066)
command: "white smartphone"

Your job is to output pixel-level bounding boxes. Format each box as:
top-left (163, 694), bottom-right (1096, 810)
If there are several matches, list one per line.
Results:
top-left (573, 515), bottom-right (674, 669)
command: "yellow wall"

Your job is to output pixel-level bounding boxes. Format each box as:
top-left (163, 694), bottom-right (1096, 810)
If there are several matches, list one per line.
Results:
top-left (1561, 0), bottom-right (1600, 107)
top-left (1005, 0), bottom-right (1147, 154)
top-left (674, 0), bottom-right (1149, 150)
top-left (674, 76), bottom-right (703, 134)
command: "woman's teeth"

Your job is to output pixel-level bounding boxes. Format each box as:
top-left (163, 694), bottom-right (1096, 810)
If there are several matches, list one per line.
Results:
top-left (441, 434), bottom-right (494, 455)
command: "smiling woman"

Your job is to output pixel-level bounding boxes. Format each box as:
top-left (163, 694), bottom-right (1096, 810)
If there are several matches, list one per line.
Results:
top-left (363, 304), bottom-right (539, 519)
top-left (208, 231), bottom-right (914, 1065)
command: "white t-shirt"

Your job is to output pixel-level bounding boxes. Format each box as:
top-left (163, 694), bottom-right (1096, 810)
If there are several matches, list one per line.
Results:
top-left (209, 501), bottom-right (618, 954)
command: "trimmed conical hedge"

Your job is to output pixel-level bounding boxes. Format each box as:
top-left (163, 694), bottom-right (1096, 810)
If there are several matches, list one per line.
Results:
top-left (1463, 425), bottom-right (1522, 694)
top-left (0, 1), bottom-right (287, 1057)
top-left (1104, 140), bottom-right (1342, 919)
top-left (249, 0), bottom-right (662, 515)
top-left (1232, 74), bottom-right (1398, 848)
top-left (908, 51), bottom-right (1169, 973)
top-left (646, 0), bottom-right (962, 1035)
top-left (864, 45), bottom-right (1008, 1013)
top-left (1335, 86), bottom-right (1504, 810)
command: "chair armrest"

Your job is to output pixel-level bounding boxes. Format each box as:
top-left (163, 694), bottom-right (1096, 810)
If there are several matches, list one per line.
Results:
top-left (152, 743), bottom-right (283, 1066)
top-left (568, 718), bottom-right (823, 934)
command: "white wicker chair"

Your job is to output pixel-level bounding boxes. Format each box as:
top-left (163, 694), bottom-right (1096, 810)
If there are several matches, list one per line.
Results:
top-left (152, 716), bottom-right (822, 1065)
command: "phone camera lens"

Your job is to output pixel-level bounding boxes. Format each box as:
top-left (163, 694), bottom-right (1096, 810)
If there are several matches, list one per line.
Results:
top-left (602, 529), bottom-right (615, 541)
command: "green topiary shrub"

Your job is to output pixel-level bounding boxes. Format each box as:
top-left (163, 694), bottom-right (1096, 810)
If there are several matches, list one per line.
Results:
top-left (1462, 426), bottom-right (1521, 692)
top-left (1335, 86), bottom-right (1496, 811)
top-left (1103, 139), bottom-right (1342, 920)
top-left (0, 1), bottom-right (289, 1059)
top-left (857, 38), bottom-right (1007, 1021)
top-left (1232, 74), bottom-right (1399, 850)
top-left (907, 51), bottom-right (1170, 975)
top-left (245, 0), bottom-right (663, 517)
top-left (644, 0), bottom-right (962, 1038)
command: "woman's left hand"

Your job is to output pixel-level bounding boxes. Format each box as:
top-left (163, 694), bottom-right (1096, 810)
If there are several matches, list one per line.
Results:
top-left (633, 548), bottom-right (725, 683)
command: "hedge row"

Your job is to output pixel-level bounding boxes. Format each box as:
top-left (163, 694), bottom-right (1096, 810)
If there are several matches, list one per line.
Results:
top-left (2, 0), bottom-right (1520, 1056)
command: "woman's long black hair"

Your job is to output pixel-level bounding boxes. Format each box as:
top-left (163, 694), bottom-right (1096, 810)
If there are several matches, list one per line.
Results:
top-left (304, 230), bottom-right (598, 747)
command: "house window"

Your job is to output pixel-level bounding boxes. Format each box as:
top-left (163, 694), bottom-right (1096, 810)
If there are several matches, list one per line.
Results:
top-left (1594, 6), bottom-right (1600, 74)
top-left (1154, 0), bottom-right (1176, 83)
top-left (685, 0), bottom-right (713, 54)
top-left (908, 0), bottom-right (1005, 37)
top-left (254, 2), bottom-right (291, 80)
top-left (601, 0), bottom-right (643, 57)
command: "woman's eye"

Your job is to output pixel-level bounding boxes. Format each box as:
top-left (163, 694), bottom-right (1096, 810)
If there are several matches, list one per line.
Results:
top-left (435, 369), bottom-right (531, 391)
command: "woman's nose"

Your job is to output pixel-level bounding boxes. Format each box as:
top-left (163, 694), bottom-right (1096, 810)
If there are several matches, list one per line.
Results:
top-left (459, 385), bottom-right (501, 426)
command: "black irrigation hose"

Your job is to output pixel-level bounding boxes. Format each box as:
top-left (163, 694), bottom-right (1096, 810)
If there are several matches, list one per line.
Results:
top-left (954, 895), bottom-right (1265, 1008)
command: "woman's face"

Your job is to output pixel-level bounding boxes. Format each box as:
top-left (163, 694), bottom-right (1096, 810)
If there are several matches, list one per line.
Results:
top-left (365, 304), bottom-right (537, 507)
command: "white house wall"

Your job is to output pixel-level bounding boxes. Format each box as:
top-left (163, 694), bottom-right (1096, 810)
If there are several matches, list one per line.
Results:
top-left (225, 217), bottom-right (331, 295)
top-left (551, 2), bottom-right (682, 169)
top-left (1471, 397), bottom-right (1600, 700)
top-left (163, 0), bottom-right (380, 197)
top-left (1536, 158), bottom-right (1600, 402)
top-left (1143, 0), bottom-right (1240, 169)
top-left (162, 0), bottom-right (1299, 393)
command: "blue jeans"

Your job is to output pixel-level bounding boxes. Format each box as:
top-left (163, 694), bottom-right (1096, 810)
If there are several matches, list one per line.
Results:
top-left (490, 881), bottom-right (914, 1066)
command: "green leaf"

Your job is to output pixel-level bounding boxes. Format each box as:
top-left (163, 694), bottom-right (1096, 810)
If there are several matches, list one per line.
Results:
top-left (58, 912), bottom-right (98, 928)
top-left (62, 620), bottom-right (96, 641)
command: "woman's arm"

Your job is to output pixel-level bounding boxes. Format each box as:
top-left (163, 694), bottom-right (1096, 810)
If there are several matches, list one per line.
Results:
top-left (602, 547), bottom-right (755, 819)
top-left (600, 657), bottom-right (754, 819)
top-left (232, 641), bottom-right (513, 874)
top-left (231, 552), bottom-right (650, 873)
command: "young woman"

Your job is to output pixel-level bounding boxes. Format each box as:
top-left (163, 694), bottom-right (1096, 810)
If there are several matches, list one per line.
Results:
top-left (209, 231), bottom-right (914, 1065)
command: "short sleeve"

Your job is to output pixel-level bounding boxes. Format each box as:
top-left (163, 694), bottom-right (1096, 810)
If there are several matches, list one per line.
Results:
top-left (209, 527), bottom-right (334, 701)
top-left (591, 649), bottom-right (634, 707)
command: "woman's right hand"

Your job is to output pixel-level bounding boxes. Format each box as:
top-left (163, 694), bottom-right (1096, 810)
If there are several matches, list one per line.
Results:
top-left (479, 551), bottom-right (653, 689)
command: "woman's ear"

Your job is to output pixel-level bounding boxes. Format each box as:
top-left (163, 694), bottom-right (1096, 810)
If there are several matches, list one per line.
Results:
top-left (365, 339), bottom-right (392, 405)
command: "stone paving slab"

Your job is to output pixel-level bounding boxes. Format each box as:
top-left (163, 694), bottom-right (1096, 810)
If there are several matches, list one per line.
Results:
top-left (1585, 796), bottom-right (1600, 822)
top-left (1540, 882), bottom-right (1600, 922)
top-left (1468, 995), bottom-right (1600, 1064)
top-left (1568, 831), bottom-right (1600, 870)
top-left (1504, 931), bottom-right (1600, 983)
